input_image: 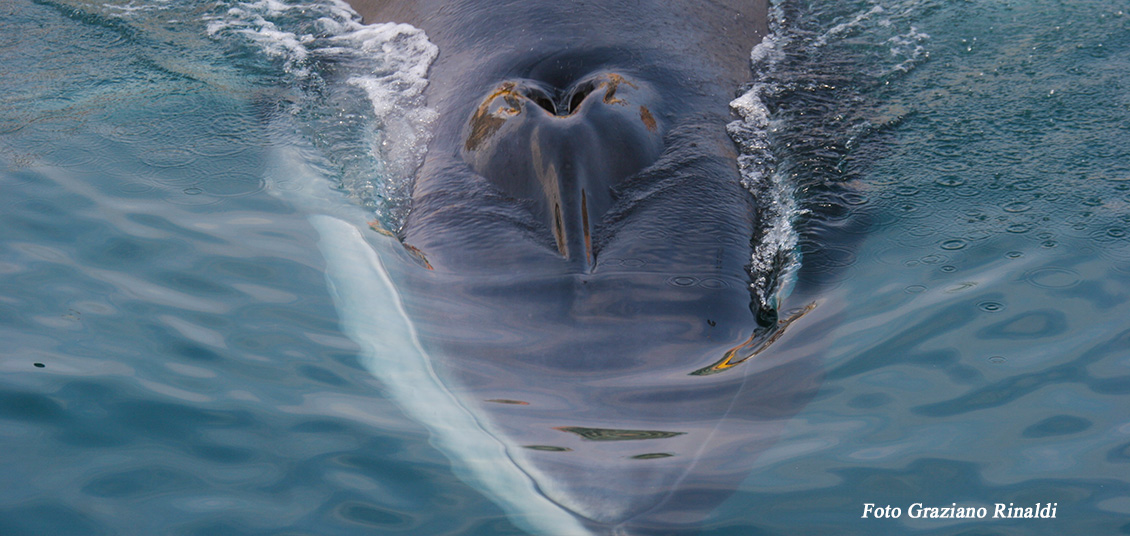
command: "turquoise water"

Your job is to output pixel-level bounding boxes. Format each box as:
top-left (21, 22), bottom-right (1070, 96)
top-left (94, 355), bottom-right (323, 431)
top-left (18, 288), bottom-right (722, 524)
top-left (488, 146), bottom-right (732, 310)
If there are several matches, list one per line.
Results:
top-left (2, 0), bottom-right (1128, 534)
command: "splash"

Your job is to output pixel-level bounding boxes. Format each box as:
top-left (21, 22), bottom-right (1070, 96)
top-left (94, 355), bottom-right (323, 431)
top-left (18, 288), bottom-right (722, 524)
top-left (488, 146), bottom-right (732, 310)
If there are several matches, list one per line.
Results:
top-left (727, 1), bottom-right (801, 311)
top-left (728, 0), bottom-right (939, 309)
top-left (207, 0), bottom-right (437, 231)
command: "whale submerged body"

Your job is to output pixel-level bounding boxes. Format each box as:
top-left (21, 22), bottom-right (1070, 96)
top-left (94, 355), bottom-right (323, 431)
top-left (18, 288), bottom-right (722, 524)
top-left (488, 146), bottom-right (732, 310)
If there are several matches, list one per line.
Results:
top-left (327, 0), bottom-right (820, 533)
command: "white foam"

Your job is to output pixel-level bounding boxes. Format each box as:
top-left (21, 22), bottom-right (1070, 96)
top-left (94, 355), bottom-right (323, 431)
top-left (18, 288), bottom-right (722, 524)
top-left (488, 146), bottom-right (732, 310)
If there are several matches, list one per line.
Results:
top-left (339, 24), bottom-right (439, 191)
top-left (812, 4), bottom-right (886, 49)
top-left (728, 0), bottom-right (933, 310)
top-left (728, 1), bottom-right (802, 310)
top-left (208, 0), bottom-right (437, 231)
top-left (885, 26), bottom-right (931, 75)
top-left (206, 1), bottom-right (317, 76)
top-left (809, 0), bottom-right (931, 76)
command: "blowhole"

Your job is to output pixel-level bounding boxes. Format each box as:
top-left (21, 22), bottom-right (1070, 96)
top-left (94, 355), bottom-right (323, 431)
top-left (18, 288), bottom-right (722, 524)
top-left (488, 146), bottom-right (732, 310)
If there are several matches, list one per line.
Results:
top-left (568, 82), bottom-right (595, 115)
top-left (522, 87), bottom-right (557, 114)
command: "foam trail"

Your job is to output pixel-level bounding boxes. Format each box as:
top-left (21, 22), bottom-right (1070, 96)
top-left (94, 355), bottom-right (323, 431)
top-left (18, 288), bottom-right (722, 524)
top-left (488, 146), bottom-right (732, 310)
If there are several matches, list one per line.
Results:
top-left (264, 145), bottom-right (589, 536)
top-left (208, 0), bottom-right (438, 229)
top-left (727, 0), bottom-right (801, 310)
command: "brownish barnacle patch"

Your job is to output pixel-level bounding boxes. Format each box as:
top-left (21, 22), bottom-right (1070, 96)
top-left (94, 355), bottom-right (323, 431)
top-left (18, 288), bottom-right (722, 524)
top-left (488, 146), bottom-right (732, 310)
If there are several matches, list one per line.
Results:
top-left (404, 243), bottom-right (434, 270)
top-left (639, 105), bottom-right (657, 132)
top-left (602, 73), bottom-right (638, 105)
top-left (465, 82), bottom-right (522, 152)
top-left (690, 302), bottom-right (817, 376)
top-left (368, 220), bottom-right (396, 237)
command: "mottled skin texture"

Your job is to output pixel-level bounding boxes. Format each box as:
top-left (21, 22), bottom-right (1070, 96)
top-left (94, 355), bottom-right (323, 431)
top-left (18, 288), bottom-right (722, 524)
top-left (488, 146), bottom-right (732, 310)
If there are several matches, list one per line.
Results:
top-left (342, 2), bottom-right (819, 535)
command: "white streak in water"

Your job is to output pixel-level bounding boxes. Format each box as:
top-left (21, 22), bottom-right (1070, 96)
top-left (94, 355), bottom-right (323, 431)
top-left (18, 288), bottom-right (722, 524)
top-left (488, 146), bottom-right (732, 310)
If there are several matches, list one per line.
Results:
top-left (264, 145), bottom-right (590, 536)
top-left (312, 216), bottom-right (590, 536)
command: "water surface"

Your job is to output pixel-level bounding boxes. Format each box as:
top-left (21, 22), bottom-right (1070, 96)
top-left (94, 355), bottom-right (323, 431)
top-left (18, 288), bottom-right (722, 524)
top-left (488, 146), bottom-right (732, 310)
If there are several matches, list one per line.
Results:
top-left (1, 0), bottom-right (1128, 534)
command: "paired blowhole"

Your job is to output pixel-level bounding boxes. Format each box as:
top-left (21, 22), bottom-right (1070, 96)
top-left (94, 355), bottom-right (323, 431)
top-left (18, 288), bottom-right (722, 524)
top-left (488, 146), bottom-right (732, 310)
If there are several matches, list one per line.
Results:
top-left (519, 81), bottom-right (597, 116)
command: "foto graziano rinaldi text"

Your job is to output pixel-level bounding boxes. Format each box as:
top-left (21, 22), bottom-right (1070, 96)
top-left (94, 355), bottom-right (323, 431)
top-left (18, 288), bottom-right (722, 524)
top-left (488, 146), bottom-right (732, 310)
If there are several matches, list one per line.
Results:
top-left (862, 502), bottom-right (1057, 519)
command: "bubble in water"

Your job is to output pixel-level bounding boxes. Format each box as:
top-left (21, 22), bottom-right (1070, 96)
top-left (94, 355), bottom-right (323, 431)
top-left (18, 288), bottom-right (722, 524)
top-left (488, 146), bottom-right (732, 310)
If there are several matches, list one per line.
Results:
top-left (988, 356), bottom-right (1007, 364)
top-left (1003, 201), bottom-right (1031, 213)
top-left (1024, 267), bottom-right (1080, 289)
top-left (941, 239), bottom-right (967, 250)
top-left (699, 278), bottom-right (729, 289)
top-left (941, 265), bottom-right (957, 273)
top-left (978, 301), bottom-right (1005, 312)
top-left (1006, 251), bottom-right (1024, 259)
top-left (893, 200), bottom-right (931, 219)
top-left (935, 176), bottom-right (965, 187)
top-left (164, 187), bottom-right (221, 206)
top-left (1006, 223), bottom-right (1031, 233)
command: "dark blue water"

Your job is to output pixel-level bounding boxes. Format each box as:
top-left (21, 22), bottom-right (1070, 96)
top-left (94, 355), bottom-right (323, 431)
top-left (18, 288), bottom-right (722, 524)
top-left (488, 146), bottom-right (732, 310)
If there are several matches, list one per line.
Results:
top-left (2, 0), bottom-right (1128, 534)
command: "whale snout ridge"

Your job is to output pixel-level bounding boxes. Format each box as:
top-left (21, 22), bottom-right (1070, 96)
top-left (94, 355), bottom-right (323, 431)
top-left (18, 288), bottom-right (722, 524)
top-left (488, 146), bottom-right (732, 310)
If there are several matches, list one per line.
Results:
top-left (462, 72), bottom-right (665, 268)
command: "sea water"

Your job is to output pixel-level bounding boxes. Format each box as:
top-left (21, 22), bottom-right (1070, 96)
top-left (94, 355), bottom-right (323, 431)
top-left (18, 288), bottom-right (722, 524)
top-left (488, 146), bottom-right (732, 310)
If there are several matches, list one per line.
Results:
top-left (1, 0), bottom-right (1128, 534)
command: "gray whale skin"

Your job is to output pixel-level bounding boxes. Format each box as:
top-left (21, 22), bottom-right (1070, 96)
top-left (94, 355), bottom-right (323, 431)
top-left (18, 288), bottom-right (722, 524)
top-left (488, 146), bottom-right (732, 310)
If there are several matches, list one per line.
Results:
top-left (343, 1), bottom-right (820, 534)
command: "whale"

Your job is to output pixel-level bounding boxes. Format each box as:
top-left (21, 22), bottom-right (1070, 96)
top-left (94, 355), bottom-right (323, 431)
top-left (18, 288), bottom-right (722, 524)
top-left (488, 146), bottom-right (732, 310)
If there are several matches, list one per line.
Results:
top-left (322, 0), bottom-right (822, 534)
